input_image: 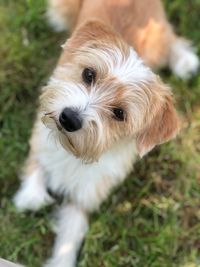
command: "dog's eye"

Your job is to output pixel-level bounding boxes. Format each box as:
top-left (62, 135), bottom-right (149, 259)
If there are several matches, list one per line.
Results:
top-left (82, 68), bottom-right (96, 85)
top-left (113, 108), bottom-right (125, 121)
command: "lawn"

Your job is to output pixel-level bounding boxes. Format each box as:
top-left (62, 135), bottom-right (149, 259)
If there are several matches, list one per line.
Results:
top-left (0, 1), bottom-right (200, 267)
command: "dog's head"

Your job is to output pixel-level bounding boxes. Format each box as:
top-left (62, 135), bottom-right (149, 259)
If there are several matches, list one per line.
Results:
top-left (40, 20), bottom-right (180, 163)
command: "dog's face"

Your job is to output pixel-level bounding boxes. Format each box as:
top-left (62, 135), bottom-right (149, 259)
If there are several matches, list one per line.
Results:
top-left (40, 21), bottom-right (180, 163)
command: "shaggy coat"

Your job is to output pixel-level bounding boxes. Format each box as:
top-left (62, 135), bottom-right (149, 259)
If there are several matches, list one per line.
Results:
top-left (14, 1), bottom-right (199, 267)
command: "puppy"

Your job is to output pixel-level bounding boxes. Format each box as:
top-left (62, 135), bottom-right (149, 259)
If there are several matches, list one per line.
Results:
top-left (14, 1), bottom-right (198, 267)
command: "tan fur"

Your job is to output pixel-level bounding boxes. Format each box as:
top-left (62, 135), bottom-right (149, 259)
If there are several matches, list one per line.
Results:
top-left (136, 87), bottom-right (180, 156)
top-left (50, 0), bottom-right (177, 69)
top-left (58, 20), bottom-right (129, 65)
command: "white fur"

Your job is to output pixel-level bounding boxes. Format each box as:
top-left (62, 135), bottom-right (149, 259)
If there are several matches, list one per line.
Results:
top-left (35, 121), bottom-right (136, 211)
top-left (44, 205), bottom-right (88, 267)
top-left (108, 48), bottom-right (154, 84)
top-left (45, 79), bottom-right (89, 116)
top-left (169, 40), bottom-right (199, 80)
top-left (14, 169), bottom-right (54, 211)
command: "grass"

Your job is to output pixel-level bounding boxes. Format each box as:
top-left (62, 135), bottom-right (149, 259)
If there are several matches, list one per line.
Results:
top-left (0, 1), bottom-right (200, 267)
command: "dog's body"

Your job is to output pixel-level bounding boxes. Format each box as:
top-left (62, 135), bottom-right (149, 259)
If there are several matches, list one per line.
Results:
top-left (14, 1), bottom-right (198, 267)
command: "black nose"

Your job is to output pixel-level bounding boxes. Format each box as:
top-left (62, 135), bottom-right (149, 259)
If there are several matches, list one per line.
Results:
top-left (59, 108), bottom-right (82, 132)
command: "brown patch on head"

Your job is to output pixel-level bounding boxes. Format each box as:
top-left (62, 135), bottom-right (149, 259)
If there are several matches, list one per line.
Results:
top-left (136, 79), bottom-right (180, 157)
top-left (58, 20), bottom-right (128, 65)
top-left (66, 20), bottom-right (124, 49)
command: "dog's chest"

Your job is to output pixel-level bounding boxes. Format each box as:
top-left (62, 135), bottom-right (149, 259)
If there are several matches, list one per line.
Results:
top-left (37, 123), bottom-right (136, 210)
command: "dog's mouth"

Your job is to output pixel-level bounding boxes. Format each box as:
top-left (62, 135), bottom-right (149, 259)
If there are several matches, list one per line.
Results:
top-left (41, 112), bottom-right (102, 164)
top-left (41, 112), bottom-right (80, 158)
top-left (42, 112), bottom-right (62, 131)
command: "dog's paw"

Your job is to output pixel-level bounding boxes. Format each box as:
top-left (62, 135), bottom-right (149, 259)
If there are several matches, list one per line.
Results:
top-left (43, 257), bottom-right (75, 267)
top-left (13, 182), bottom-right (54, 212)
top-left (170, 40), bottom-right (199, 80)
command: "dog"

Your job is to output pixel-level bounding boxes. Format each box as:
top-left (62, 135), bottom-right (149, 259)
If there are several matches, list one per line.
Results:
top-left (13, 1), bottom-right (199, 267)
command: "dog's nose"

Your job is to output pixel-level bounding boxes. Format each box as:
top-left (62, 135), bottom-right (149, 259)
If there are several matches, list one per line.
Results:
top-left (59, 108), bottom-right (82, 132)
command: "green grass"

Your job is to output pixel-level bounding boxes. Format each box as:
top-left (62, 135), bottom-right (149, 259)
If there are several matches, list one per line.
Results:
top-left (0, 1), bottom-right (200, 267)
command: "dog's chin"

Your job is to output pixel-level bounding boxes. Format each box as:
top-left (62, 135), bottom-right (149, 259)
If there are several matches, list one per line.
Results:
top-left (59, 132), bottom-right (103, 164)
top-left (41, 114), bottom-right (102, 164)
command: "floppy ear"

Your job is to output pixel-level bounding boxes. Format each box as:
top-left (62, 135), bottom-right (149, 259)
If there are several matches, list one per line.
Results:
top-left (136, 94), bottom-right (180, 157)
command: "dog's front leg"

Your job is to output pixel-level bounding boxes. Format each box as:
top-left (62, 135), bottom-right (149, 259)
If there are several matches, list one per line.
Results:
top-left (45, 204), bottom-right (88, 267)
top-left (13, 156), bottom-right (54, 212)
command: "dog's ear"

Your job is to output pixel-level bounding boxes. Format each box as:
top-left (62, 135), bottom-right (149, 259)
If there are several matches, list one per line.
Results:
top-left (62, 20), bottom-right (120, 50)
top-left (136, 85), bottom-right (180, 157)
